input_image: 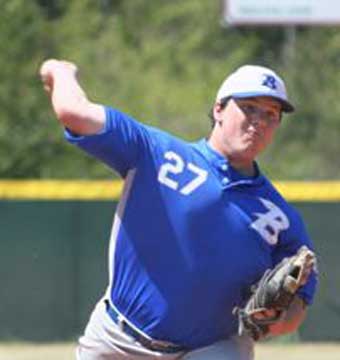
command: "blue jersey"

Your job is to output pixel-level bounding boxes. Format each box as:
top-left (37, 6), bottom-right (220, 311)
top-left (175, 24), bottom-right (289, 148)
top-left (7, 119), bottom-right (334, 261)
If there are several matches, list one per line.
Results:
top-left (66, 107), bottom-right (317, 349)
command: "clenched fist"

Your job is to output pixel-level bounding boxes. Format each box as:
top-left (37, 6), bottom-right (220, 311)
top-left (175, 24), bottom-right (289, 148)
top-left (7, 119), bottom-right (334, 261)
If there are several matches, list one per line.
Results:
top-left (39, 59), bottom-right (78, 94)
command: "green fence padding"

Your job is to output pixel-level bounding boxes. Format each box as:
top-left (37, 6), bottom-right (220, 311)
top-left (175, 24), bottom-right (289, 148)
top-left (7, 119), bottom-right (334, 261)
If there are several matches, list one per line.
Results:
top-left (294, 203), bottom-right (340, 342)
top-left (0, 201), bottom-right (339, 342)
top-left (0, 201), bottom-right (114, 341)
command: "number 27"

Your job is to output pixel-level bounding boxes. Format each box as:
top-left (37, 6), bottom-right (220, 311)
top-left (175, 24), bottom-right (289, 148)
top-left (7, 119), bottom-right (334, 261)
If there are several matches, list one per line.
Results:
top-left (157, 151), bottom-right (208, 195)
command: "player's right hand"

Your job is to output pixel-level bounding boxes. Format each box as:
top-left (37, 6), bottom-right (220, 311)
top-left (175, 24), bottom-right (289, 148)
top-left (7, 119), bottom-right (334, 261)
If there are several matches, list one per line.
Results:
top-left (39, 59), bottom-right (78, 94)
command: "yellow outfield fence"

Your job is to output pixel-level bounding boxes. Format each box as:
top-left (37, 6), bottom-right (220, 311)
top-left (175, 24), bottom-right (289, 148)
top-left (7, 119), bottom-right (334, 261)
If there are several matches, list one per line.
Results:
top-left (0, 180), bottom-right (123, 200)
top-left (0, 180), bottom-right (340, 201)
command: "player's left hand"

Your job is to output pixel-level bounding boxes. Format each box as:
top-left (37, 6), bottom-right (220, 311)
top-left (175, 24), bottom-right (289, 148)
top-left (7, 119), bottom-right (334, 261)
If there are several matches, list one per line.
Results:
top-left (233, 246), bottom-right (316, 341)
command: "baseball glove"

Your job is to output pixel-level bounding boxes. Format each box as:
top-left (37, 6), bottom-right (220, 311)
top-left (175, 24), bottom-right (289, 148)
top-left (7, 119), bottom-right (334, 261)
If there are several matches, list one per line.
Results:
top-left (233, 245), bottom-right (316, 341)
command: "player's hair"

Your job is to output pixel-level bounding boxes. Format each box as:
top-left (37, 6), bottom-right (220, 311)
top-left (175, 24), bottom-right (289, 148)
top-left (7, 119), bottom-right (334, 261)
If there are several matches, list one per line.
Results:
top-left (208, 97), bottom-right (230, 128)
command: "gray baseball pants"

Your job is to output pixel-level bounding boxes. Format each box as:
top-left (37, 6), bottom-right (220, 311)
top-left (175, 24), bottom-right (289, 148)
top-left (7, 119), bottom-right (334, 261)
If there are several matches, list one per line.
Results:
top-left (76, 299), bottom-right (254, 360)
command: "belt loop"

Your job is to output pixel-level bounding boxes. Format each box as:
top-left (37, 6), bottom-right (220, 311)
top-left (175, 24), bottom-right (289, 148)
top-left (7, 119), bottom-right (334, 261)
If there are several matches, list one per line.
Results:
top-left (116, 313), bottom-right (125, 331)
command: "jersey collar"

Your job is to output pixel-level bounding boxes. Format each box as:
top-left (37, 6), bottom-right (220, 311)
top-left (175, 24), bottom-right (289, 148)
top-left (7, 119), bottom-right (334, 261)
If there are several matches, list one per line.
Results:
top-left (192, 139), bottom-right (265, 189)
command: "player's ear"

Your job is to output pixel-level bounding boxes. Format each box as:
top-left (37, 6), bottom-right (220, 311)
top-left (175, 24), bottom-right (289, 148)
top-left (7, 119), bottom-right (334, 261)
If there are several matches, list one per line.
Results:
top-left (213, 102), bottom-right (224, 124)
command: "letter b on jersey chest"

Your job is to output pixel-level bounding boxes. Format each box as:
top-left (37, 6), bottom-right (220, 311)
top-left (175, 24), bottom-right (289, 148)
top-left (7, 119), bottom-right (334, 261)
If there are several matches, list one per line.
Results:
top-left (250, 198), bottom-right (289, 245)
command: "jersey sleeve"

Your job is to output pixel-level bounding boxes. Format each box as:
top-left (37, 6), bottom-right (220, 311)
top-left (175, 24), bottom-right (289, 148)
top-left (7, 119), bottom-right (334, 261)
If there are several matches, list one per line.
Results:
top-left (272, 209), bottom-right (318, 305)
top-left (65, 106), bottom-right (154, 177)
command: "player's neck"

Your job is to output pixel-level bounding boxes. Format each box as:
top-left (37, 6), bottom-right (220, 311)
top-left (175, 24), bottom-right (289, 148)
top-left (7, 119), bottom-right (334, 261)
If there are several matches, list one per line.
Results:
top-left (228, 158), bottom-right (256, 177)
top-left (207, 137), bottom-right (256, 177)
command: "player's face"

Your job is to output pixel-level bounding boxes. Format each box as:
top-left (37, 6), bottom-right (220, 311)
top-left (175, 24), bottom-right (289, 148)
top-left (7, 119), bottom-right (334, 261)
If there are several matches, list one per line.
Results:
top-left (213, 97), bottom-right (282, 162)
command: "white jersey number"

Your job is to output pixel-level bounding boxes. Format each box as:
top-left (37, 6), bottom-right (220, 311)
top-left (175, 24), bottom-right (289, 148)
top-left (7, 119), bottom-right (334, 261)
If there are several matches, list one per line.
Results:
top-left (158, 151), bottom-right (208, 195)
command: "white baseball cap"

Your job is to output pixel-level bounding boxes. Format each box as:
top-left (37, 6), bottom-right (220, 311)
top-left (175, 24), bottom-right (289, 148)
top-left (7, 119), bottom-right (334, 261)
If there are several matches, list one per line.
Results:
top-left (216, 65), bottom-right (294, 113)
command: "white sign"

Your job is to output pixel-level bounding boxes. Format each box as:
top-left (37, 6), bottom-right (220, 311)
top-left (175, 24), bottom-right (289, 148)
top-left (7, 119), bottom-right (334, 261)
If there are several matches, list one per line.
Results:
top-left (223, 0), bottom-right (340, 25)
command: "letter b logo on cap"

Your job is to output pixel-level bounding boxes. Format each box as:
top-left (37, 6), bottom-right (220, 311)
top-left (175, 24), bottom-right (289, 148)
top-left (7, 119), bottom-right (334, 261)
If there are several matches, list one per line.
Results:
top-left (262, 74), bottom-right (277, 90)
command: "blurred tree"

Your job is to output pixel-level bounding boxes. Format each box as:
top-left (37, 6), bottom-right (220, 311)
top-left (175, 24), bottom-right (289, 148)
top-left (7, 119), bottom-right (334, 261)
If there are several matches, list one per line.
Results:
top-left (36, 0), bottom-right (68, 20)
top-left (0, 0), bottom-right (63, 177)
top-left (1, 0), bottom-right (339, 179)
top-left (262, 28), bottom-right (340, 179)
